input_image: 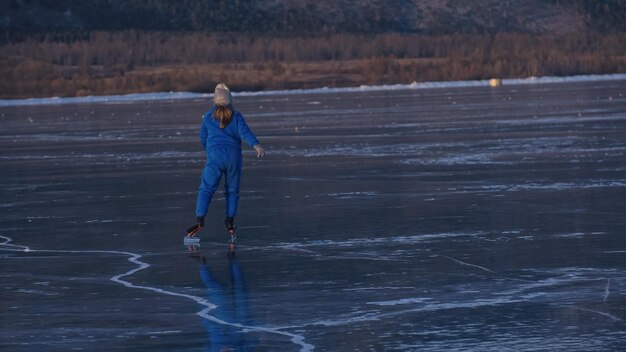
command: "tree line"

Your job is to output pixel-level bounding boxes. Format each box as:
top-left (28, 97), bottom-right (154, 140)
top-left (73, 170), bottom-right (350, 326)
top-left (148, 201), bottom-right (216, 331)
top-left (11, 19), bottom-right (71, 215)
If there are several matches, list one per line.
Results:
top-left (3, 0), bottom-right (625, 35)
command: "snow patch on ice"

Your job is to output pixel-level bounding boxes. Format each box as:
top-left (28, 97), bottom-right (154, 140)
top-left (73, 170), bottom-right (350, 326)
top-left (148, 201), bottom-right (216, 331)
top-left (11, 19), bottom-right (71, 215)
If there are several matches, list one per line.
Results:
top-left (471, 180), bottom-right (626, 192)
top-left (2, 73), bottom-right (625, 107)
top-left (326, 192), bottom-right (379, 199)
top-left (271, 232), bottom-right (483, 252)
top-left (553, 233), bottom-right (588, 238)
top-left (367, 297), bottom-right (432, 306)
top-left (0, 91), bottom-right (210, 107)
top-left (16, 288), bottom-right (59, 296)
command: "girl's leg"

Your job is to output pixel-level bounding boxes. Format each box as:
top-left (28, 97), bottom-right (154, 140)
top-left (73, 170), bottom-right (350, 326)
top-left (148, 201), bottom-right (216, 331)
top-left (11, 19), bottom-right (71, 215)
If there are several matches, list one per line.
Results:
top-left (224, 151), bottom-right (243, 218)
top-left (195, 161), bottom-right (223, 217)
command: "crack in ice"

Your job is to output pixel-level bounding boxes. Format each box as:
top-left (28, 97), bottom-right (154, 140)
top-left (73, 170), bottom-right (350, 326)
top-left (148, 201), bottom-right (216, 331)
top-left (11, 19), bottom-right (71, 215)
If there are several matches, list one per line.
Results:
top-left (604, 278), bottom-right (611, 302)
top-left (440, 255), bottom-right (496, 274)
top-left (564, 305), bottom-right (622, 322)
top-left (0, 235), bottom-right (314, 351)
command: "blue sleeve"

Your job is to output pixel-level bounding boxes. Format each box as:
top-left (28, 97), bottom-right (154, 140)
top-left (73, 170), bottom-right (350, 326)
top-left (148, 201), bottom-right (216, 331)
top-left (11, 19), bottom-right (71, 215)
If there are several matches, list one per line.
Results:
top-left (237, 113), bottom-right (259, 148)
top-left (199, 114), bottom-right (208, 150)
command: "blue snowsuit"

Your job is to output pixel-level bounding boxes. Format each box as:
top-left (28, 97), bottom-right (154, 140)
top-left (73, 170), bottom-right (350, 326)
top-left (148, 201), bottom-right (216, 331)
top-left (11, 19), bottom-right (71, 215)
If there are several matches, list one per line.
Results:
top-left (195, 106), bottom-right (259, 218)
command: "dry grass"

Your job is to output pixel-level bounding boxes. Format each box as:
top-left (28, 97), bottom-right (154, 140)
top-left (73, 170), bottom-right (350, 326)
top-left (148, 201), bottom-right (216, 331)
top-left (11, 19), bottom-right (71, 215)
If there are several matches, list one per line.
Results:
top-left (1, 32), bottom-right (625, 98)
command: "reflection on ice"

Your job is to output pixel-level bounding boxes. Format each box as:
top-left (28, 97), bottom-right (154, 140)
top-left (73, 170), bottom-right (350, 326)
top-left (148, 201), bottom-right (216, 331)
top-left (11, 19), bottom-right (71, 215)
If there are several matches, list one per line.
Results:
top-left (188, 246), bottom-right (256, 350)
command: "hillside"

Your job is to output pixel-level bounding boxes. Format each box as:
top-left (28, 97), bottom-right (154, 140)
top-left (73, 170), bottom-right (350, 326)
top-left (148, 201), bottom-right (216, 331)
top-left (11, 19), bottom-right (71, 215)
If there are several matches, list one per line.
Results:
top-left (2, 0), bottom-right (625, 36)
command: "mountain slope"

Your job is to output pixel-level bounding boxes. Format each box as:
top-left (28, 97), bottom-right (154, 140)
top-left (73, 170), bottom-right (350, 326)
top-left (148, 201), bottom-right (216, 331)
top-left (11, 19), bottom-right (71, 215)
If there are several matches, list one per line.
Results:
top-left (2, 0), bottom-right (625, 35)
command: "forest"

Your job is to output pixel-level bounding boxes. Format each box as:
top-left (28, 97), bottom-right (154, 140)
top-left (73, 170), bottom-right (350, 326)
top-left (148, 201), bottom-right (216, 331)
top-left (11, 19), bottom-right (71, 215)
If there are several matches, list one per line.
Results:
top-left (3, 0), bottom-right (625, 35)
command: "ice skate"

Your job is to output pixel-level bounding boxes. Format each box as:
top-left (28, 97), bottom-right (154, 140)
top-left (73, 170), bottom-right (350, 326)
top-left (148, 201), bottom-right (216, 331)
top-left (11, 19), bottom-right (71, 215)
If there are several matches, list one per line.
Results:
top-left (225, 217), bottom-right (237, 245)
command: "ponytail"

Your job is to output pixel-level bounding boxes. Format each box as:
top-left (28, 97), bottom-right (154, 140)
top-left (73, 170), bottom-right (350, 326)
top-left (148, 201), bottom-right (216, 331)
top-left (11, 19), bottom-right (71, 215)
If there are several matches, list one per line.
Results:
top-left (213, 105), bottom-right (233, 128)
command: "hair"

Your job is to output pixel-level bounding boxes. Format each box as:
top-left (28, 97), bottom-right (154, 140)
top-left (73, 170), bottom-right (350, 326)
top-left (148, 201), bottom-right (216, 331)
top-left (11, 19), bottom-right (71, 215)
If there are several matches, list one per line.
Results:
top-left (213, 105), bottom-right (233, 129)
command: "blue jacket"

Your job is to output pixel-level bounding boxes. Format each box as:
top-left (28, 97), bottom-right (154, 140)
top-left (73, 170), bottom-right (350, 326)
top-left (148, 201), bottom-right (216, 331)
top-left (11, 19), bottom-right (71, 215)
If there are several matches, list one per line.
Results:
top-left (200, 106), bottom-right (259, 152)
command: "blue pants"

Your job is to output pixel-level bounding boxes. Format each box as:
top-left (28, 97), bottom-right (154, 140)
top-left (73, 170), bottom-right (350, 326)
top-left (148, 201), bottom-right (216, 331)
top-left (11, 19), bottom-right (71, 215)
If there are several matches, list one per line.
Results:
top-left (196, 146), bottom-right (242, 218)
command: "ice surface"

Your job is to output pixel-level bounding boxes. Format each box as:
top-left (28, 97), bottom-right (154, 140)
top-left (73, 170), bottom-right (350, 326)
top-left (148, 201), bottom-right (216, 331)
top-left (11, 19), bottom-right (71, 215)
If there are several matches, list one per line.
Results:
top-left (1, 78), bottom-right (626, 351)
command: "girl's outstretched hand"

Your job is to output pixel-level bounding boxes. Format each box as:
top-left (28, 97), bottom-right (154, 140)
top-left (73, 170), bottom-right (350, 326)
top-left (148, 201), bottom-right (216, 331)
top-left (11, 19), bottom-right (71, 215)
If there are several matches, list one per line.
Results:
top-left (254, 144), bottom-right (266, 158)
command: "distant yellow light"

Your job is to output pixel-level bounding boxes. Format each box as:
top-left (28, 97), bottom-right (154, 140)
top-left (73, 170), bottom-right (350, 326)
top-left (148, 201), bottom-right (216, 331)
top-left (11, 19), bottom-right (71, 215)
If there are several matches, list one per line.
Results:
top-left (489, 78), bottom-right (502, 87)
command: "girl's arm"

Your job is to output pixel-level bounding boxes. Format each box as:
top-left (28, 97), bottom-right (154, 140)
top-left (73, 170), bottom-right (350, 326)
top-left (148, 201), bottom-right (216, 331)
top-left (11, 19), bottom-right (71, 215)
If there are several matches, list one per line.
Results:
top-left (199, 113), bottom-right (208, 150)
top-left (237, 113), bottom-right (260, 148)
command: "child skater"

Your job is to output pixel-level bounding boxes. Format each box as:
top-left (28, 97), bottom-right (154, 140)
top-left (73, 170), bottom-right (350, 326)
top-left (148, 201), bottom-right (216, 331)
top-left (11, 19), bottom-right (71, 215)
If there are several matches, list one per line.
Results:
top-left (193, 83), bottom-right (265, 237)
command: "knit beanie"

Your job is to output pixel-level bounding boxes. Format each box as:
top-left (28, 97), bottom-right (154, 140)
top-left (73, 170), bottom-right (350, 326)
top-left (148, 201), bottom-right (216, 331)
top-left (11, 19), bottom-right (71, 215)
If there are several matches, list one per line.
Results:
top-left (214, 83), bottom-right (232, 106)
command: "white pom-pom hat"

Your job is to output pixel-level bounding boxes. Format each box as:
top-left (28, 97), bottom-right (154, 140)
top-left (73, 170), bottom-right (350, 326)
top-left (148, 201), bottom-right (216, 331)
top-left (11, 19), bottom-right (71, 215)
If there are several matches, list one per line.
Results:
top-left (214, 83), bottom-right (232, 106)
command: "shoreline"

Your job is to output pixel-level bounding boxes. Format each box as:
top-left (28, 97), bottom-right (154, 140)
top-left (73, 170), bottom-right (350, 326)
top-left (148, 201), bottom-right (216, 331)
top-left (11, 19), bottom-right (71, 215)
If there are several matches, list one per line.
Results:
top-left (1, 73), bottom-right (625, 107)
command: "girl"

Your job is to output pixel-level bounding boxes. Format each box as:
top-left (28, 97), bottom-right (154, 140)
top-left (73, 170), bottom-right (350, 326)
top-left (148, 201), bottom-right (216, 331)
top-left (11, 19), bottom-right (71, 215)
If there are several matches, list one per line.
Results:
top-left (194, 83), bottom-right (265, 236)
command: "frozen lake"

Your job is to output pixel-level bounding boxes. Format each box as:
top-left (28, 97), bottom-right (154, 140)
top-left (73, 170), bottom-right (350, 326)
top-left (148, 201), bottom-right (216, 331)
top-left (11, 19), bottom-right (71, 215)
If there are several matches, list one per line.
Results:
top-left (2, 79), bottom-right (626, 351)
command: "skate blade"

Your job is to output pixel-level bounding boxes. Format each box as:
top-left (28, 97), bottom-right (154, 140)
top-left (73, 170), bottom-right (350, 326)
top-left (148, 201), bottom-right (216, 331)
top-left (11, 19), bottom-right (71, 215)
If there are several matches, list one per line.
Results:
top-left (183, 237), bottom-right (201, 246)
